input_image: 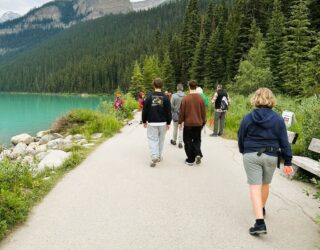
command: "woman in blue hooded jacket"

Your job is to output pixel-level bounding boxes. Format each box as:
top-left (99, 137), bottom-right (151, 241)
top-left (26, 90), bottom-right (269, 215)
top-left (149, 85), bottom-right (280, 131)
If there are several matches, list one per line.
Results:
top-left (238, 88), bottom-right (293, 236)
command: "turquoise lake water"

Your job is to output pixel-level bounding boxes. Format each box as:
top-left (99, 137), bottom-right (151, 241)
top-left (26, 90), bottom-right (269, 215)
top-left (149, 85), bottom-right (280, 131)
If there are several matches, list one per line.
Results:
top-left (0, 93), bottom-right (108, 146)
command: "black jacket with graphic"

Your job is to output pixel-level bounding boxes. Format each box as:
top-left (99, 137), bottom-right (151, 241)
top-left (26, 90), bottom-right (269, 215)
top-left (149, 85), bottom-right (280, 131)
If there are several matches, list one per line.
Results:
top-left (142, 91), bottom-right (172, 125)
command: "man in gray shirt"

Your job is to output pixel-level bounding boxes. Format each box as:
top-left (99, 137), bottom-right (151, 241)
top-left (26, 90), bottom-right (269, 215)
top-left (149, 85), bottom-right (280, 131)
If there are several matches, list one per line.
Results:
top-left (170, 84), bottom-right (185, 149)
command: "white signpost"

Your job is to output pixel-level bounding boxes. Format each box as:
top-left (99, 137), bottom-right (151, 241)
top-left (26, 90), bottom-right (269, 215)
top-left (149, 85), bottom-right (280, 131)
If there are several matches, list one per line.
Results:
top-left (282, 110), bottom-right (295, 128)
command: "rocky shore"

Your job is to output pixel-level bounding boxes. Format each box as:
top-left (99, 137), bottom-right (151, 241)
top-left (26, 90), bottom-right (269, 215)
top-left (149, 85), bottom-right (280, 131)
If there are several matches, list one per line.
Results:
top-left (0, 131), bottom-right (103, 171)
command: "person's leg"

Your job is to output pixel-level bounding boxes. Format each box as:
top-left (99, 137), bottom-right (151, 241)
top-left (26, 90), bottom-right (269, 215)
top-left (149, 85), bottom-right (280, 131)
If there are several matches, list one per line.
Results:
top-left (261, 184), bottom-right (269, 208)
top-left (261, 154), bottom-right (278, 211)
top-left (158, 125), bottom-right (167, 158)
top-left (183, 126), bottom-right (194, 163)
top-left (192, 126), bottom-right (202, 157)
top-left (147, 125), bottom-right (160, 160)
top-left (178, 124), bottom-right (183, 146)
top-left (219, 112), bottom-right (226, 135)
top-left (213, 111), bottom-right (219, 135)
top-left (249, 185), bottom-right (264, 219)
top-left (172, 122), bottom-right (178, 143)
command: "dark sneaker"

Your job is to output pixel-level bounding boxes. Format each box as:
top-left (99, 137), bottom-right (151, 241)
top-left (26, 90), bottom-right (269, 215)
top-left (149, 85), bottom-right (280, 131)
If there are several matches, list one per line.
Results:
top-left (195, 155), bottom-right (202, 165)
top-left (218, 132), bottom-right (223, 136)
top-left (170, 140), bottom-right (177, 145)
top-left (185, 160), bottom-right (194, 166)
top-left (178, 143), bottom-right (183, 149)
top-left (150, 159), bottom-right (158, 167)
top-left (249, 223), bottom-right (267, 236)
top-left (210, 133), bottom-right (218, 137)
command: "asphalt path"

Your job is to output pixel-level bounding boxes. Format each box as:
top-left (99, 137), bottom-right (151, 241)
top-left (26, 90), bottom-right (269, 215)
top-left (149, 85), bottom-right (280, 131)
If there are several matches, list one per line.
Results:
top-left (1, 113), bottom-right (319, 250)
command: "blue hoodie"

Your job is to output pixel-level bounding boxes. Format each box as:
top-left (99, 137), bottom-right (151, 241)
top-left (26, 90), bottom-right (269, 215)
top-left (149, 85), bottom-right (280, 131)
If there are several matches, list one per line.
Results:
top-left (238, 108), bottom-right (292, 165)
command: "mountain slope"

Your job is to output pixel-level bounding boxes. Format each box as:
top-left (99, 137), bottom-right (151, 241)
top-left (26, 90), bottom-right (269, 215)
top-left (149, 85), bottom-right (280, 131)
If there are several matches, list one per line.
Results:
top-left (0, 0), bottom-right (132, 59)
top-left (132, 0), bottom-right (168, 11)
top-left (0, 12), bottom-right (21, 23)
top-left (0, 0), bottom-right (187, 93)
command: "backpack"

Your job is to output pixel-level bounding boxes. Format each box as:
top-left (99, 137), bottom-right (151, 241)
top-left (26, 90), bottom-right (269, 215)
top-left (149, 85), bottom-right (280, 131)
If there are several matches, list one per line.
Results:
top-left (221, 96), bottom-right (229, 111)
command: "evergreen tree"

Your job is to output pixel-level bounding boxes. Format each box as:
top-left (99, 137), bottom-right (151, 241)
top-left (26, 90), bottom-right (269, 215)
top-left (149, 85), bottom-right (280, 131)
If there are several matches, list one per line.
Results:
top-left (205, 26), bottom-right (223, 88)
top-left (303, 34), bottom-right (320, 95)
top-left (281, 0), bottom-right (312, 95)
top-left (181, 0), bottom-right (201, 83)
top-left (161, 51), bottom-right (175, 92)
top-left (203, 2), bottom-right (215, 42)
top-left (191, 31), bottom-right (207, 84)
top-left (235, 39), bottom-right (273, 95)
top-left (266, 0), bottom-right (286, 90)
top-left (143, 55), bottom-right (161, 92)
top-left (169, 34), bottom-right (182, 85)
top-left (129, 61), bottom-right (145, 96)
top-left (309, 0), bottom-right (320, 30)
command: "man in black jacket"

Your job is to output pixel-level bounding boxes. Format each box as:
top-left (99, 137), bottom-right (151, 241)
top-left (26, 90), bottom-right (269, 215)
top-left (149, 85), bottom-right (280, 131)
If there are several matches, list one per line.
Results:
top-left (142, 78), bottom-right (172, 167)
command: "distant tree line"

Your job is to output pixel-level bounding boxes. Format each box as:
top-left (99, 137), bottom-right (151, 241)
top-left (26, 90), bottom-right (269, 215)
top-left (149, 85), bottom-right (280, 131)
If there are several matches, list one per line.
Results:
top-left (130, 0), bottom-right (320, 97)
top-left (0, 0), bottom-right (319, 96)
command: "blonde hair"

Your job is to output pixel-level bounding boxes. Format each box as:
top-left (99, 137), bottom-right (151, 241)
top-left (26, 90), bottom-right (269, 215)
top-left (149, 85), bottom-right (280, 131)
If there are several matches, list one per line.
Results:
top-left (251, 88), bottom-right (276, 108)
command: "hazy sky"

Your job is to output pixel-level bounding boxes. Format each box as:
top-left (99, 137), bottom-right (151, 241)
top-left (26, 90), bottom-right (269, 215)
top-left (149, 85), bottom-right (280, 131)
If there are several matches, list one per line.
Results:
top-left (0, 0), bottom-right (142, 16)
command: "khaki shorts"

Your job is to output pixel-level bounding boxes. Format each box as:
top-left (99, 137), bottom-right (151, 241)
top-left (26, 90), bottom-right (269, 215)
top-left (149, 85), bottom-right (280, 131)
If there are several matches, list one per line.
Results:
top-left (243, 152), bottom-right (278, 185)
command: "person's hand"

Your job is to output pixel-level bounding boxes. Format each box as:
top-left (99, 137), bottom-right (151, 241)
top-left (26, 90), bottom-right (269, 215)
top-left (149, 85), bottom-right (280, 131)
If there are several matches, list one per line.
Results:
top-left (166, 125), bottom-right (170, 130)
top-left (178, 124), bottom-right (182, 129)
top-left (283, 166), bottom-right (294, 176)
top-left (143, 123), bottom-right (147, 128)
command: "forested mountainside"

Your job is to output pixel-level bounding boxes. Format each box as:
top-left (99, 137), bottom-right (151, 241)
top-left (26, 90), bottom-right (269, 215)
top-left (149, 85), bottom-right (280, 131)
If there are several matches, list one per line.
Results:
top-left (0, 0), bottom-right (133, 59)
top-left (0, 0), bottom-right (319, 95)
top-left (0, 0), bottom-right (190, 93)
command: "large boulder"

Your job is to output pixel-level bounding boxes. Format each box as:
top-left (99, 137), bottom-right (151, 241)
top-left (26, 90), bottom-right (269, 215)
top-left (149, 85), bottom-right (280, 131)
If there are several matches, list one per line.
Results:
top-left (36, 130), bottom-right (51, 138)
top-left (47, 138), bottom-right (65, 150)
top-left (26, 142), bottom-right (39, 155)
top-left (37, 150), bottom-right (71, 171)
top-left (35, 152), bottom-right (48, 161)
top-left (11, 133), bottom-right (33, 145)
top-left (0, 149), bottom-right (13, 160)
top-left (22, 155), bottom-right (35, 166)
top-left (64, 135), bottom-right (73, 143)
top-left (12, 143), bottom-right (27, 158)
top-left (39, 134), bottom-right (57, 145)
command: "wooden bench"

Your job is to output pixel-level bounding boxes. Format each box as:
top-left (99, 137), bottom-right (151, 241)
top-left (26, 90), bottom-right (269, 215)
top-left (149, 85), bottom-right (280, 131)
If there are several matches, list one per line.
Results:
top-left (292, 138), bottom-right (320, 177)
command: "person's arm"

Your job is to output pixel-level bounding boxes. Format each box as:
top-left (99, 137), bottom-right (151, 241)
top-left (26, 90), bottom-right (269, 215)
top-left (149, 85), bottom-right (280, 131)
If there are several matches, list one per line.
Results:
top-left (279, 119), bottom-right (293, 166)
top-left (164, 96), bottom-right (172, 125)
top-left (201, 99), bottom-right (206, 126)
top-left (238, 117), bottom-right (247, 154)
top-left (211, 92), bottom-right (218, 104)
top-left (178, 98), bottom-right (185, 125)
top-left (142, 96), bottom-right (150, 125)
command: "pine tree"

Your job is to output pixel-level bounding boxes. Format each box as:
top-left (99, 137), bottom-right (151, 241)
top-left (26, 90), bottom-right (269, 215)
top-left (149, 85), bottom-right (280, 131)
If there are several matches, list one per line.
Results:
top-left (309, 0), bottom-right (320, 30)
top-left (143, 55), bottom-right (161, 92)
top-left (161, 51), bottom-right (176, 92)
top-left (129, 61), bottom-right (145, 96)
top-left (266, 0), bottom-right (286, 90)
top-left (281, 0), bottom-right (312, 95)
top-left (169, 34), bottom-right (182, 84)
top-left (203, 2), bottom-right (215, 42)
top-left (191, 31), bottom-right (207, 84)
top-left (205, 27), bottom-right (222, 89)
top-left (303, 34), bottom-right (320, 95)
top-left (180, 0), bottom-right (201, 83)
top-left (235, 38), bottom-right (273, 95)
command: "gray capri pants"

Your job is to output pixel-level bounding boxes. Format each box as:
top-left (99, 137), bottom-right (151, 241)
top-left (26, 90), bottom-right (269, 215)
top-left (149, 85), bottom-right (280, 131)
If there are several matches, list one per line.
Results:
top-left (243, 152), bottom-right (278, 185)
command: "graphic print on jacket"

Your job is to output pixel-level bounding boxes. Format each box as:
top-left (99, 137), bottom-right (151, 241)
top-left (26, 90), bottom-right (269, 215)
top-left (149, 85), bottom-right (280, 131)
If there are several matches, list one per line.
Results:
top-left (152, 96), bottom-right (164, 107)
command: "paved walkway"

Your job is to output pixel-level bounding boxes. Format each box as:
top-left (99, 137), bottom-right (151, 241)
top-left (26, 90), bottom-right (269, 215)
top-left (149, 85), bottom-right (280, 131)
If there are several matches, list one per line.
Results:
top-left (1, 113), bottom-right (319, 250)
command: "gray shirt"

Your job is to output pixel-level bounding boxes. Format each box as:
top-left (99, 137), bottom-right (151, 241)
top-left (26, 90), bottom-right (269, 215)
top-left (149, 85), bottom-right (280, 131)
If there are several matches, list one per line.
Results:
top-left (171, 91), bottom-right (185, 122)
